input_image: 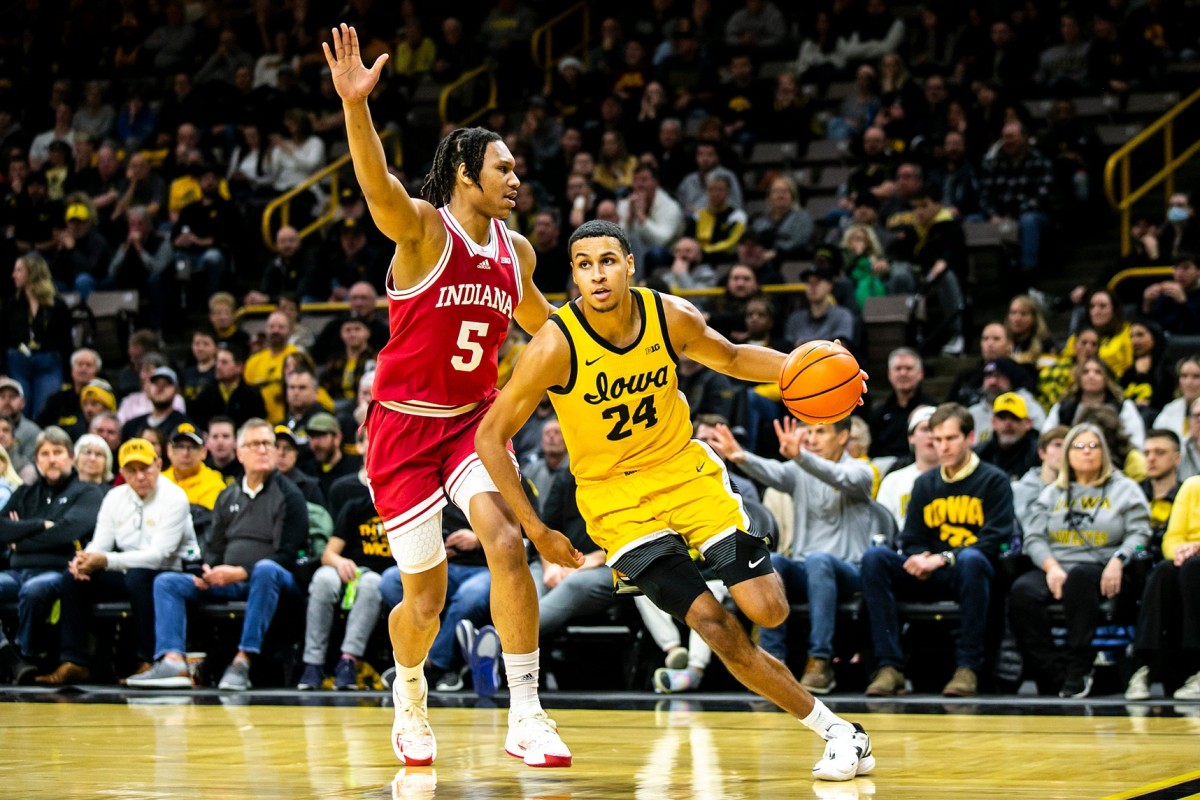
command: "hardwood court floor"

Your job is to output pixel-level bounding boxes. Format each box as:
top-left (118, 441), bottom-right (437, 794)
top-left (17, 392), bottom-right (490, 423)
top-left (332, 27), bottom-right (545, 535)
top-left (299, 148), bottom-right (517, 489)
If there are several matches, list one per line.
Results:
top-left (1, 693), bottom-right (1199, 799)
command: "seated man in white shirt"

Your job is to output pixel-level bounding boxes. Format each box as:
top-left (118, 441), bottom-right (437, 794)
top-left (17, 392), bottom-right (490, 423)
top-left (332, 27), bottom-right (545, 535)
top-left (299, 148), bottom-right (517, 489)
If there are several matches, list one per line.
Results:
top-left (876, 406), bottom-right (938, 529)
top-left (35, 438), bottom-right (196, 684)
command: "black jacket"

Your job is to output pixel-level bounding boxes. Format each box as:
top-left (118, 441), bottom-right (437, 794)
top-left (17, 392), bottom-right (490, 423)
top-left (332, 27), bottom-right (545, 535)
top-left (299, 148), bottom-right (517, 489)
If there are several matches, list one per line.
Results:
top-left (0, 470), bottom-right (105, 570)
top-left (208, 470), bottom-right (308, 572)
top-left (189, 380), bottom-right (268, 430)
top-left (1, 294), bottom-right (72, 373)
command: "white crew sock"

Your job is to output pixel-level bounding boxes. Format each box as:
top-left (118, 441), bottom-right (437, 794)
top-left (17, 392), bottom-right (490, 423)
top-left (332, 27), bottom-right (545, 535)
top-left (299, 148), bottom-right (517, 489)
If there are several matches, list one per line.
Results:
top-left (395, 657), bottom-right (426, 703)
top-left (503, 649), bottom-right (543, 720)
top-left (800, 698), bottom-right (855, 741)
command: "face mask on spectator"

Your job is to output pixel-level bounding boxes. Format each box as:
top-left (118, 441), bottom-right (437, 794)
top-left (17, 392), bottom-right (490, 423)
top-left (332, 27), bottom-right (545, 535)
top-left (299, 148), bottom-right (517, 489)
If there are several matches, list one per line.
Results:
top-left (1167, 206), bottom-right (1190, 224)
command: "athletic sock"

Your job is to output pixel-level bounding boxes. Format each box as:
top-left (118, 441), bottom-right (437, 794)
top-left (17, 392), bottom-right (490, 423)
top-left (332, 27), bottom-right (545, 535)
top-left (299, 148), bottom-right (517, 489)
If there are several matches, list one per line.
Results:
top-left (800, 698), bottom-right (855, 741)
top-left (503, 649), bottom-right (543, 720)
top-left (395, 657), bottom-right (426, 703)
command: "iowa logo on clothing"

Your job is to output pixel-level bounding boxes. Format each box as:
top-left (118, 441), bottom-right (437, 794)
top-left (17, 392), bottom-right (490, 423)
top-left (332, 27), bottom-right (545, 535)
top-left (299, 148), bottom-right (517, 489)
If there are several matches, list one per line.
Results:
top-left (476, 259), bottom-right (491, 270)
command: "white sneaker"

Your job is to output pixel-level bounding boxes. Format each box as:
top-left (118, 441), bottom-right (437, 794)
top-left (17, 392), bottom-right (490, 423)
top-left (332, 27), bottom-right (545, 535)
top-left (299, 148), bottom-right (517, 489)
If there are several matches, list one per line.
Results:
top-left (1174, 671), bottom-right (1200, 701)
top-left (391, 674), bottom-right (436, 766)
top-left (1124, 665), bottom-right (1151, 701)
top-left (505, 712), bottom-right (573, 768)
top-left (812, 724), bottom-right (875, 782)
top-left (940, 335), bottom-right (965, 356)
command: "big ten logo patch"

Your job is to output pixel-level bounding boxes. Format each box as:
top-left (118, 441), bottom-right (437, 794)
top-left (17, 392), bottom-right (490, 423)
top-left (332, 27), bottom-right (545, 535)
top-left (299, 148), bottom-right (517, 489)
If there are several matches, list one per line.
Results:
top-left (360, 517), bottom-right (391, 558)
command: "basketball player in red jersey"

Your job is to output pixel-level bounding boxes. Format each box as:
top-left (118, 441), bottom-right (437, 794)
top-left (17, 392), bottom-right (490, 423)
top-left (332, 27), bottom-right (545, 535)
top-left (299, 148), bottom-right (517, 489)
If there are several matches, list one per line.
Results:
top-left (324, 24), bottom-right (583, 769)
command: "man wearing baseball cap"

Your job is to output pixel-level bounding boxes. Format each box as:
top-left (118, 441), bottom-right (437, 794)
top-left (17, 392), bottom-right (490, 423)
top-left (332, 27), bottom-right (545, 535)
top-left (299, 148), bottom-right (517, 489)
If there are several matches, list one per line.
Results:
top-left (967, 356), bottom-right (1045, 443)
top-left (299, 411), bottom-right (362, 499)
top-left (163, 423), bottom-right (226, 512)
top-left (58, 200), bottom-right (113, 300)
top-left (36, 347), bottom-right (103, 435)
top-left (0, 377), bottom-right (43, 466)
top-left (36, 438), bottom-right (196, 685)
top-left (120, 366), bottom-right (191, 442)
top-left (877, 405), bottom-right (940, 529)
top-left (975, 392), bottom-right (1040, 480)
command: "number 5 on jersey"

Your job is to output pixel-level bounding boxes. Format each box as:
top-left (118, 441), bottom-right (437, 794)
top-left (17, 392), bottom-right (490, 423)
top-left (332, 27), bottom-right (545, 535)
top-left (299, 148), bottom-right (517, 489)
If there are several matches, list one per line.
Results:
top-left (452, 321), bottom-right (489, 372)
top-left (603, 396), bottom-right (659, 441)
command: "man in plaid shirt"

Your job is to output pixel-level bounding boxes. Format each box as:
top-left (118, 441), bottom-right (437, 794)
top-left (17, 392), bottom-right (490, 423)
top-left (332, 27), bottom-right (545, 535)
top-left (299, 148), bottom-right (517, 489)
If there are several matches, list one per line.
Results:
top-left (981, 122), bottom-right (1055, 277)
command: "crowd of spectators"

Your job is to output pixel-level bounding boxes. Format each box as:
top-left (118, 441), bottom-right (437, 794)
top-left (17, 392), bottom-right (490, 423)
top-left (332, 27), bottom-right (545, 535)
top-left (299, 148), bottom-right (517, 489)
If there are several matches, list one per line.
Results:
top-left (0, 1), bottom-right (1199, 698)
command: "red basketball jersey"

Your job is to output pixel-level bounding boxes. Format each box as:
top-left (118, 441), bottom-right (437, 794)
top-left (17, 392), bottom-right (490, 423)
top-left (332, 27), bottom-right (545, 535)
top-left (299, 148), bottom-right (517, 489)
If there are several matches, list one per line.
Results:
top-left (373, 208), bottom-right (523, 411)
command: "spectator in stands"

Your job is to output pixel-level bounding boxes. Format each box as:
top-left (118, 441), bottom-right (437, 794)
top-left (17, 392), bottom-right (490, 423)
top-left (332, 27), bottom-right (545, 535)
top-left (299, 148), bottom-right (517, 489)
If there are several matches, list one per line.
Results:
top-left (77, 145), bottom-right (123, 225)
top-left (142, 1), bottom-right (196, 73)
top-left (37, 347), bottom-right (100, 432)
top-left (1037, 99), bottom-right (1102, 217)
top-left (181, 328), bottom-right (217, 404)
top-left (1064, 287), bottom-right (1133, 379)
top-left (869, 348), bottom-right (936, 462)
top-left (1144, 193), bottom-right (1200, 265)
top-left (676, 350), bottom-right (739, 423)
top-left (713, 417), bottom-right (873, 693)
top-left (724, 0), bottom-right (787, 50)
top-left (783, 265), bottom-right (855, 348)
top-left (108, 207), bottom-right (173, 330)
top-left (162, 422), bottom-right (226, 514)
top-left (523, 419), bottom-right (569, 503)
top-left (116, 333), bottom-right (163, 407)
top-left (1086, 8), bottom-right (1146, 97)
top-left (1013, 425), bottom-right (1069, 522)
top-left (127, 419), bottom-right (307, 690)
top-left (297, 438), bottom-right (388, 690)
top-left (980, 122), bottom-right (1054, 278)
top-left (617, 164), bottom-right (683, 273)
top-left (946, 323), bottom-right (1014, 407)
top-left (675, 142), bottom-right (744, 216)
top-left (28, 104), bottom-right (79, 172)
top-left (88, 412), bottom-right (122, 461)
top-left (1180, 398), bottom-right (1200, 482)
top-left (270, 110), bottom-right (326, 226)
top-left (1013, 422), bottom-right (1151, 697)
top-left (244, 227), bottom-right (313, 306)
top-left (12, 171), bottom-right (62, 258)
top-left (72, 433), bottom-right (114, 486)
top-left (113, 154), bottom-right (166, 223)
top-left (968, 356), bottom-right (1047, 441)
top-left (1154, 356), bottom-right (1200, 441)
top-left (861, 403), bottom-right (1013, 697)
top-left (1126, 473), bottom-right (1200, 701)
top-left (35, 437), bottom-right (195, 685)
top-left (975, 392), bottom-right (1040, 480)
top-left (684, 174), bottom-right (747, 265)
top-left (1006, 294), bottom-right (1058, 374)
top-left (51, 201), bottom-right (112, 300)
top-left (318, 316), bottom-right (375, 405)
top-left (325, 217), bottom-right (388, 301)
top-left (300, 412), bottom-right (360, 500)
top-left (877, 405), bottom-right (938, 528)
top-left (3, 253), bottom-right (71, 419)
top-left (171, 163), bottom-right (237, 303)
top-left (0, 443), bottom-right (22, 506)
top-left (271, 424), bottom-right (325, 509)
top-left (652, 117), bottom-right (690, 194)
top-left (0, 427), bottom-right (105, 684)
top-left (749, 175), bottom-right (814, 263)
top-left (245, 311), bottom-right (297, 424)
top-left (842, 0), bottom-right (906, 62)
top-left (1141, 430), bottom-right (1183, 551)
top-left (828, 66), bottom-right (880, 143)
top-left (927, 131), bottom-right (982, 221)
top-left (188, 342), bottom-right (267, 432)
top-left (1045, 357), bottom-right (1147, 450)
top-left (204, 416), bottom-right (241, 484)
top-left (1142, 255), bottom-right (1200, 336)
top-left (794, 9), bottom-right (845, 85)
top-left (1036, 13), bottom-right (1091, 95)
top-left (72, 82), bottom-right (114, 143)
top-left (1121, 319), bottom-right (1175, 423)
top-left (735, 295), bottom-right (788, 352)
top-left (655, 24), bottom-right (717, 119)
top-left (659, 236), bottom-right (717, 293)
top-left (0, 377), bottom-right (43, 466)
top-left (120, 365), bottom-right (190, 442)
top-left (1077, 401), bottom-right (1148, 483)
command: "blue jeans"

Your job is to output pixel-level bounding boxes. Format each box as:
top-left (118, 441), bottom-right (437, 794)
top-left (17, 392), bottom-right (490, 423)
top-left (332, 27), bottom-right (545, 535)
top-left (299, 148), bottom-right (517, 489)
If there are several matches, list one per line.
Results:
top-left (860, 546), bottom-right (994, 671)
top-left (151, 559), bottom-right (299, 659)
top-left (4, 349), bottom-right (63, 421)
top-left (177, 247), bottom-right (227, 299)
top-left (759, 552), bottom-right (862, 662)
top-left (0, 568), bottom-right (60, 656)
top-left (1017, 211), bottom-right (1050, 271)
top-left (379, 562), bottom-right (492, 670)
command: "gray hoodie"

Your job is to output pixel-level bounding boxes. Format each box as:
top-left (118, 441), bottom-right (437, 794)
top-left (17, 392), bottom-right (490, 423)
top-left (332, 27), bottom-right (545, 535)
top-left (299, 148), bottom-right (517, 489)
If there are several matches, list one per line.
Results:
top-left (1012, 466), bottom-right (1053, 532)
top-left (1024, 471), bottom-right (1151, 569)
top-left (738, 450), bottom-right (874, 564)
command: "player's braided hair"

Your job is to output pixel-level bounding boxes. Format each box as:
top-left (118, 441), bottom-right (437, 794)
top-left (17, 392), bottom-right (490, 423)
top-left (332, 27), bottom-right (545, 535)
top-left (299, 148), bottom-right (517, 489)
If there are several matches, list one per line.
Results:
top-left (420, 127), bottom-right (502, 208)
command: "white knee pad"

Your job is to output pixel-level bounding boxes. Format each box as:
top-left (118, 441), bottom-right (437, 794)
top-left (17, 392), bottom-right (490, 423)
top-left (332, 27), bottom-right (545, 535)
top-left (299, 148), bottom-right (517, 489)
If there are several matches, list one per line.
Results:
top-left (387, 511), bottom-right (447, 575)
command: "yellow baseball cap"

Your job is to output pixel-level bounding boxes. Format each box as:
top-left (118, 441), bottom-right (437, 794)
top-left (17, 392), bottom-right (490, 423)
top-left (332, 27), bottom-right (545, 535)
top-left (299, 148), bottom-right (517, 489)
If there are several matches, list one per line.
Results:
top-left (118, 438), bottom-right (158, 468)
top-left (65, 203), bottom-right (91, 222)
top-left (992, 392), bottom-right (1029, 420)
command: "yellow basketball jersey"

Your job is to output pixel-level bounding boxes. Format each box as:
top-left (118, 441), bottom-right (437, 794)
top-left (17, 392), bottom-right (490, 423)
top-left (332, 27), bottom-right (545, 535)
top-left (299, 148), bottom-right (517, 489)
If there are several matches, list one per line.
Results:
top-left (548, 288), bottom-right (692, 483)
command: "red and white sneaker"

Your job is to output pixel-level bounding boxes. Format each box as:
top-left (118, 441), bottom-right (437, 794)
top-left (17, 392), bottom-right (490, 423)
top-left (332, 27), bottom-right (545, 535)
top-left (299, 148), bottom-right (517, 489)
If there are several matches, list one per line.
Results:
top-left (505, 712), bottom-right (573, 768)
top-left (391, 675), bottom-right (436, 766)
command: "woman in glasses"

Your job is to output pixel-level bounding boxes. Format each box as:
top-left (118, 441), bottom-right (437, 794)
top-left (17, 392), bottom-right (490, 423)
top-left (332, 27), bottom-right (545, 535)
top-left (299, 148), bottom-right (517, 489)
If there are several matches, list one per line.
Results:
top-left (1009, 423), bottom-right (1152, 698)
top-left (1043, 356), bottom-right (1147, 449)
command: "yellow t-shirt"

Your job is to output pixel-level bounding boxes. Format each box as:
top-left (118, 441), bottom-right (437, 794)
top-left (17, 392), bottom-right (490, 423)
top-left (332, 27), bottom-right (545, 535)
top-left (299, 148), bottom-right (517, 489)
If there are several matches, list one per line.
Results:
top-left (163, 463), bottom-right (227, 510)
top-left (244, 344), bottom-right (298, 424)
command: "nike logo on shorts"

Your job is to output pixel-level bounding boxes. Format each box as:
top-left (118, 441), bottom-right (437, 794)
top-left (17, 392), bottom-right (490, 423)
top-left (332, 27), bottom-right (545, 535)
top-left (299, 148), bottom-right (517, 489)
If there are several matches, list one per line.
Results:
top-left (748, 556), bottom-right (766, 569)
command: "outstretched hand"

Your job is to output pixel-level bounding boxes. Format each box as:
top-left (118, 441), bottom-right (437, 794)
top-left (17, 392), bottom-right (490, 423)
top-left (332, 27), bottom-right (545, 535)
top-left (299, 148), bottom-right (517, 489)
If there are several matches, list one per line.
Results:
top-left (773, 416), bottom-right (808, 459)
top-left (706, 423), bottom-right (744, 463)
top-left (529, 524), bottom-right (585, 569)
top-left (323, 24), bottom-right (389, 104)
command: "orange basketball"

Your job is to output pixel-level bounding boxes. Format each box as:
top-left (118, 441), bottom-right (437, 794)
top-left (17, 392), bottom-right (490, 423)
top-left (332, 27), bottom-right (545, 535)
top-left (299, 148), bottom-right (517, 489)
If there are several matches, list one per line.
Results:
top-left (779, 340), bottom-right (866, 424)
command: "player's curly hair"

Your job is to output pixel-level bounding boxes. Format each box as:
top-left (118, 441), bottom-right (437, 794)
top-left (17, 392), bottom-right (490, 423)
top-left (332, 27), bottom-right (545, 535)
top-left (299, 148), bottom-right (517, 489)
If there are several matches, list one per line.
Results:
top-left (420, 127), bottom-right (502, 208)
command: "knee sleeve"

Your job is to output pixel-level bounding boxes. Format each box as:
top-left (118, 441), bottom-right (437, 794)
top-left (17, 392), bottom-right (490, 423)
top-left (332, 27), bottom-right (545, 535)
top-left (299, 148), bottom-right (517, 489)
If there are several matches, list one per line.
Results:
top-left (388, 512), bottom-right (447, 575)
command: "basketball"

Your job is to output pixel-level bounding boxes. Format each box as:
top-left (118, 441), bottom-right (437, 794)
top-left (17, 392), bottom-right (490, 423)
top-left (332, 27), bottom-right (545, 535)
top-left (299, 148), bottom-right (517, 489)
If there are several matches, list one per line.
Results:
top-left (779, 340), bottom-right (866, 424)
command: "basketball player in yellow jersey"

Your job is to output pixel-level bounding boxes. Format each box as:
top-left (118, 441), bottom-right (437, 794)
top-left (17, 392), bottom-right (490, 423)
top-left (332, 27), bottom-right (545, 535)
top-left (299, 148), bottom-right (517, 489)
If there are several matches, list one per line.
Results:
top-left (477, 220), bottom-right (875, 782)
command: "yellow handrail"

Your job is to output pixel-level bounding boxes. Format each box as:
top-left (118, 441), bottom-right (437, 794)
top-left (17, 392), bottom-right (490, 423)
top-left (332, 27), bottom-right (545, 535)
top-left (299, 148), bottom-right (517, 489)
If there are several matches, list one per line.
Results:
top-left (530, 2), bottom-right (590, 86)
top-left (438, 64), bottom-right (499, 127)
top-left (1103, 88), bottom-right (1200, 256)
top-left (260, 130), bottom-right (401, 252)
top-left (1106, 265), bottom-right (1174, 294)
